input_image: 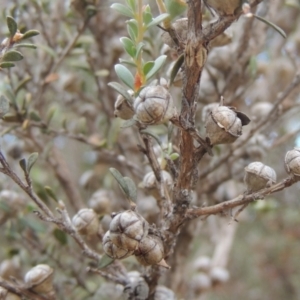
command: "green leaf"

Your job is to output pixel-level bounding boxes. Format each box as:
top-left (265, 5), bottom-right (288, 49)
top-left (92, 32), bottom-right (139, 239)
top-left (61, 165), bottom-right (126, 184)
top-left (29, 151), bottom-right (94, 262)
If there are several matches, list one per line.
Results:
top-left (46, 107), bottom-right (56, 125)
top-left (108, 82), bottom-right (133, 104)
top-left (126, 0), bottom-right (136, 11)
top-left (44, 186), bottom-right (59, 203)
top-left (146, 13), bottom-right (169, 29)
top-left (19, 158), bottom-right (27, 173)
top-left (169, 153), bottom-right (179, 160)
top-left (169, 53), bottom-right (184, 86)
top-left (165, 0), bottom-right (187, 20)
top-left (0, 62), bottom-right (15, 69)
top-left (145, 55), bottom-right (167, 81)
top-left (98, 254), bottom-right (114, 269)
top-left (143, 61), bottom-right (154, 76)
top-left (120, 37), bottom-right (136, 58)
top-left (6, 16), bottom-right (18, 38)
top-left (27, 152), bottom-right (38, 173)
top-left (53, 228), bottom-right (68, 245)
top-left (21, 30), bottom-right (40, 40)
top-left (127, 20), bottom-right (138, 41)
top-left (0, 95), bottom-right (10, 118)
top-left (135, 42), bottom-right (144, 60)
top-left (2, 50), bottom-right (23, 62)
top-left (111, 3), bottom-right (134, 18)
top-left (115, 64), bottom-right (134, 89)
top-left (29, 110), bottom-right (41, 121)
top-left (15, 43), bottom-right (37, 49)
top-left (143, 5), bottom-right (153, 25)
top-left (123, 177), bottom-right (137, 202)
top-left (118, 58), bottom-right (137, 67)
top-left (109, 168), bottom-right (129, 196)
top-left (15, 76), bottom-right (32, 95)
top-left (253, 15), bottom-right (286, 39)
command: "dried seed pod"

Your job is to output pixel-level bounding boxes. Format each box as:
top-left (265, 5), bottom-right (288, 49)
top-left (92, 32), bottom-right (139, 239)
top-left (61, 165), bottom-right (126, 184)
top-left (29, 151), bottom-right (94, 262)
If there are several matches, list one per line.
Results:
top-left (251, 102), bottom-right (274, 122)
top-left (190, 273), bottom-right (212, 294)
top-left (72, 208), bottom-right (99, 236)
top-left (114, 94), bottom-right (134, 120)
top-left (123, 271), bottom-right (149, 300)
top-left (0, 257), bottom-right (21, 280)
top-left (285, 148), bottom-right (300, 176)
top-left (88, 189), bottom-right (112, 215)
top-left (135, 235), bottom-right (164, 266)
top-left (205, 105), bottom-right (250, 145)
top-left (24, 264), bottom-right (54, 296)
top-left (193, 256), bottom-right (212, 272)
top-left (134, 86), bottom-right (176, 125)
top-left (210, 267), bottom-right (230, 284)
top-left (109, 210), bottom-right (149, 251)
top-left (204, 0), bottom-right (241, 16)
top-left (0, 190), bottom-right (26, 225)
top-left (244, 162), bottom-right (276, 192)
top-left (102, 231), bottom-right (134, 259)
top-left (154, 286), bottom-right (176, 300)
top-left (142, 170), bottom-right (173, 190)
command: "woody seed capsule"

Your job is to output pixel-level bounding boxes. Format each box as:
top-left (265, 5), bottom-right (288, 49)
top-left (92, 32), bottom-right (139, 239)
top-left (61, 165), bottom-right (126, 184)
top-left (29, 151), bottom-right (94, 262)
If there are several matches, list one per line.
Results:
top-left (109, 210), bottom-right (149, 251)
top-left (72, 208), bottom-right (99, 236)
top-left (205, 105), bottom-right (250, 145)
top-left (102, 231), bottom-right (134, 259)
top-left (134, 235), bottom-right (164, 266)
top-left (134, 86), bottom-right (176, 125)
top-left (285, 148), bottom-right (300, 176)
top-left (244, 162), bottom-right (276, 192)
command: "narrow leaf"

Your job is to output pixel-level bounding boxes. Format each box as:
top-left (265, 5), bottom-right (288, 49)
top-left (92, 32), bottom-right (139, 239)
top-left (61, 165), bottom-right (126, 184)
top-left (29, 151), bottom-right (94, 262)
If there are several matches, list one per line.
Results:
top-left (169, 53), bottom-right (184, 87)
top-left (98, 254), bottom-right (114, 269)
top-left (123, 177), bottom-right (137, 202)
top-left (118, 58), bottom-right (137, 67)
top-left (108, 82), bottom-right (133, 104)
top-left (0, 95), bottom-right (10, 118)
top-left (127, 20), bottom-right (138, 41)
top-left (254, 14), bottom-right (286, 39)
top-left (109, 168), bottom-right (129, 196)
top-left (27, 152), bottom-right (38, 173)
top-left (19, 158), bottom-right (27, 173)
top-left (126, 0), bottom-right (136, 11)
top-left (146, 13), bottom-right (169, 29)
top-left (120, 37), bottom-right (136, 58)
top-left (111, 3), bottom-right (134, 18)
top-left (22, 30), bottom-right (40, 40)
top-left (115, 64), bottom-right (134, 89)
top-left (6, 16), bottom-right (18, 37)
top-left (2, 50), bottom-right (23, 62)
top-left (15, 43), bottom-right (37, 49)
top-left (169, 153), bottom-right (179, 160)
top-left (15, 76), bottom-right (32, 95)
top-left (143, 61), bottom-right (154, 76)
top-left (165, 0), bottom-right (187, 20)
top-left (53, 229), bottom-right (68, 245)
top-left (145, 55), bottom-right (167, 81)
top-left (44, 186), bottom-right (59, 203)
top-left (0, 62), bottom-right (15, 68)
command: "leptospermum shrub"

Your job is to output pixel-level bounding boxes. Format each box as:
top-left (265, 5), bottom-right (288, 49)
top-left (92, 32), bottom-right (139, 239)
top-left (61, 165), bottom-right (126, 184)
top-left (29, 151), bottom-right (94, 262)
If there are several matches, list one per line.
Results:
top-left (0, 1), bottom-right (300, 299)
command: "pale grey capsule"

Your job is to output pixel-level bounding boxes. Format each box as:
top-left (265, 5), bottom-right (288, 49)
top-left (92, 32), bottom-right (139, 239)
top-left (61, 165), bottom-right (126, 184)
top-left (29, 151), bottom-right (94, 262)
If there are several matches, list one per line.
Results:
top-left (72, 208), bottom-right (99, 236)
top-left (24, 264), bottom-right (54, 295)
top-left (154, 286), bottom-right (176, 300)
top-left (102, 231), bottom-right (133, 259)
top-left (134, 235), bottom-right (164, 266)
top-left (285, 148), bottom-right (300, 176)
top-left (123, 271), bottom-right (149, 300)
top-left (205, 105), bottom-right (250, 145)
top-left (109, 210), bottom-right (149, 251)
top-left (244, 162), bottom-right (276, 192)
top-left (134, 86), bottom-right (176, 125)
